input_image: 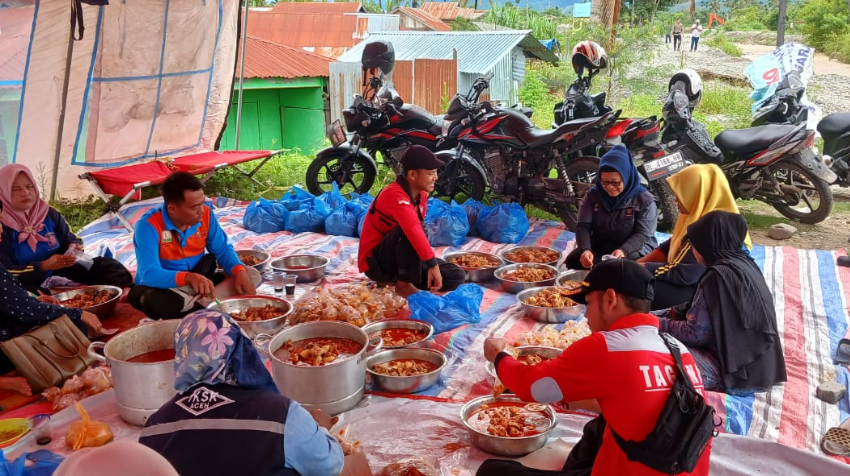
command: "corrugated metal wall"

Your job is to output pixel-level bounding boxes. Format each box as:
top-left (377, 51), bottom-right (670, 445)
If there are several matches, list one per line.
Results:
top-left (329, 62), bottom-right (363, 125)
top-left (392, 61), bottom-right (414, 103)
top-left (414, 58), bottom-right (457, 115)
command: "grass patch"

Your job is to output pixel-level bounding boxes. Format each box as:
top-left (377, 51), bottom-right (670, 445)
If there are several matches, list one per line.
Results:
top-left (704, 33), bottom-right (743, 57)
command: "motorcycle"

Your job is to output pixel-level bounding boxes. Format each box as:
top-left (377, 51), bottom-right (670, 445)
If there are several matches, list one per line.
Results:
top-left (438, 76), bottom-right (619, 231)
top-left (642, 78), bottom-right (837, 224)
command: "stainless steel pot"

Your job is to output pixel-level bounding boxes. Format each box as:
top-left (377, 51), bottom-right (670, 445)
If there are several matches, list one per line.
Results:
top-left (442, 251), bottom-right (504, 283)
top-left (361, 319), bottom-right (433, 349)
top-left (264, 321), bottom-right (382, 415)
top-left (53, 285), bottom-right (122, 319)
top-left (88, 320), bottom-right (180, 426)
top-left (206, 295), bottom-right (292, 339)
top-left (366, 348), bottom-right (446, 394)
top-left (460, 395), bottom-right (557, 456)
top-left (269, 255), bottom-right (328, 282)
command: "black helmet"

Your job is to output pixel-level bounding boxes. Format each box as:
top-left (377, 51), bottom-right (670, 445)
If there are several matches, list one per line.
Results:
top-left (361, 41), bottom-right (395, 75)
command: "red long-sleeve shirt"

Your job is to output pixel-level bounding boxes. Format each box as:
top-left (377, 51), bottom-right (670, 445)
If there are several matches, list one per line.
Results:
top-left (358, 179), bottom-right (435, 272)
top-left (495, 314), bottom-right (712, 476)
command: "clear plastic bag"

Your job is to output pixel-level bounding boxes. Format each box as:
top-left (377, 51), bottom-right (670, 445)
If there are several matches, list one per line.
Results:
top-left (64, 248), bottom-right (94, 270)
top-left (65, 402), bottom-right (114, 451)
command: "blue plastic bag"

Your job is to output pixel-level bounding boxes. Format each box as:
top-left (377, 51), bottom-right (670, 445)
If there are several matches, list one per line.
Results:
top-left (313, 183), bottom-right (347, 219)
top-left (325, 202), bottom-right (361, 237)
top-left (462, 199), bottom-right (485, 236)
top-left (285, 203), bottom-right (326, 234)
top-left (0, 450), bottom-right (63, 476)
top-left (408, 283), bottom-right (484, 334)
top-left (280, 186), bottom-right (315, 211)
top-left (424, 198), bottom-right (469, 247)
top-left (243, 198), bottom-right (288, 233)
top-left (476, 202), bottom-right (529, 244)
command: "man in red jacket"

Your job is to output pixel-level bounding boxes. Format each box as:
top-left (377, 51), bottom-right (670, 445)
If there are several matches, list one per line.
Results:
top-left (480, 259), bottom-right (712, 476)
top-left (358, 145), bottom-right (465, 296)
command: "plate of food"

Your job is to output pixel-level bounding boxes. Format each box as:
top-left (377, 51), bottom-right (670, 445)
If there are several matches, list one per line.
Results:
top-left (0, 418), bottom-right (29, 448)
top-left (500, 246), bottom-right (562, 267)
top-left (442, 251), bottom-right (504, 283)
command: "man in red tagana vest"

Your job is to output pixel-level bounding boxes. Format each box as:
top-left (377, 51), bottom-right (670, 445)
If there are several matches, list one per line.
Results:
top-left (358, 145), bottom-right (465, 297)
top-left (480, 259), bottom-right (711, 476)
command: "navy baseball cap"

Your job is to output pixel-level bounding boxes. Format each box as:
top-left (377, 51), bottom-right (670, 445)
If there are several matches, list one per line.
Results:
top-left (571, 259), bottom-right (655, 304)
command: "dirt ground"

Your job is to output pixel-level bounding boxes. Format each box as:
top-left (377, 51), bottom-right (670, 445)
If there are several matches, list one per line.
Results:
top-left (738, 192), bottom-right (850, 251)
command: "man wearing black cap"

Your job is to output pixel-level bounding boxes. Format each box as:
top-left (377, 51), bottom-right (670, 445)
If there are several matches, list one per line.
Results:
top-left (479, 259), bottom-right (711, 476)
top-left (358, 145), bottom-right (465, 296)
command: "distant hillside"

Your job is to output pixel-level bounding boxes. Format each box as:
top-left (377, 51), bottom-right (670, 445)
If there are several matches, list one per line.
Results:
top-left (430, 0), bottom-right (589, 13)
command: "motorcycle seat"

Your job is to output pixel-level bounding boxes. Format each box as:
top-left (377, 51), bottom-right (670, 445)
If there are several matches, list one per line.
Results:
top-left (519, 117), bottom-right (600, 148)
top-left (714, 124), bottom-right (798, 157)
top-left (818, 112), bottom-right (850, 140)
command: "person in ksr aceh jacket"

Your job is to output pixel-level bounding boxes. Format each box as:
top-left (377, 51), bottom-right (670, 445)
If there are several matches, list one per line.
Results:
top-left (139, 309), bottom-right (344, 476)
top-left (357, 145), bottom-right (465, 297)
top-left (565, 144), bottom-right (658, 270)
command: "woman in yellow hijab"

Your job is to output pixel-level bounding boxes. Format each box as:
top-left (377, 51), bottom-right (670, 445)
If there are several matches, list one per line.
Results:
top-left (638, 164), bottom-right (750, 309)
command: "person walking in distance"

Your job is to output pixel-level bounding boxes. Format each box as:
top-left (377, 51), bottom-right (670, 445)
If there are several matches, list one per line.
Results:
top-left (672, 18), bottom-right (684, 51)
top-left (690, 19), bottom-right (704, 52)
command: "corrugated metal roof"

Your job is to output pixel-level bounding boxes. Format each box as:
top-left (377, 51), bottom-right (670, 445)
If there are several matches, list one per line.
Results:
top-left (337, 31), bottom-right (557, 73)
top-left (271, 2), bottom-right (364, 14)
top-left (420, 2), bottom-right (486, 20)
top-left (248, 11), bottom-right (365, 50)
top-left (239, 37), bottom-right (331, 79)
top-left (394, 7), bottom-right (452, 31)
top-left (0, 7), bottom-right (34, 82)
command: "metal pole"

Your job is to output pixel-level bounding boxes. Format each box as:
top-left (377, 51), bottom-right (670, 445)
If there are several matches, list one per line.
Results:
top-left (234, 0), bottom-right (250, 150)
top-left (777, 0), bottom-right (787, 47)
top-left (50, 14), bottom-right (77, 201)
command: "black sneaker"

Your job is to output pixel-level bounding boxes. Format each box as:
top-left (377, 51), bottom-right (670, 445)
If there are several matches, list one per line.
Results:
top-left (838, 256), bottom-right (850, 267)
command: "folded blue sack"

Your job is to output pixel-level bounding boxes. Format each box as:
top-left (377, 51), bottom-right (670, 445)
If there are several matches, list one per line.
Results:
top-left (408, 283), bottom-right (484, 334)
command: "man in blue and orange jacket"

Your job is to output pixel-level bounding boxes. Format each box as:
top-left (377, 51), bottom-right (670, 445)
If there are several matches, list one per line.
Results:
top-left (127, 172), bottom-right (255, 319)
top-left (358, 145), bottom-right (465, 297)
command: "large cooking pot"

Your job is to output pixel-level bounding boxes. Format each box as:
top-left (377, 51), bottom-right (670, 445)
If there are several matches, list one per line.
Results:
top-left (88, 320), bottom-right (180, 426)
top-left (263, 321), bottom-right (381, 415)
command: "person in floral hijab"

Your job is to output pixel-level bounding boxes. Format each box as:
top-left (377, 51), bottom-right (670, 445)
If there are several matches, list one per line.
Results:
top-left (139, 309), bottom-right (344, 476)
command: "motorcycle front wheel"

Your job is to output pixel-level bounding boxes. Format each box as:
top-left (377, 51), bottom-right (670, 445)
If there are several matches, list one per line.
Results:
top-left (766, 162), bottom-right (834, 224)
top-left (305, 152), bottom-right (377, 196)
top-left (650, 180), bottom-right (678, 232)
top-left (433, 161), bottom-right (487, 203)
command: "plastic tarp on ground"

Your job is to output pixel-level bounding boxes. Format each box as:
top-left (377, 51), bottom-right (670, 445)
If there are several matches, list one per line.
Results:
top-left (0, 0), bottom-right (239, 198)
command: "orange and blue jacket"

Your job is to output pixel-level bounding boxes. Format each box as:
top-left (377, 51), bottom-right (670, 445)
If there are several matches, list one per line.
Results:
top-left (133, 204), bottom-right (244, 288)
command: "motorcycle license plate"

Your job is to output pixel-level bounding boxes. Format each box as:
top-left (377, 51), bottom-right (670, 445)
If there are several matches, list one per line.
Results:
top-left (643, 151), bottom-right (686, 180)
top-left (327, 120), bottom-right (346, 147)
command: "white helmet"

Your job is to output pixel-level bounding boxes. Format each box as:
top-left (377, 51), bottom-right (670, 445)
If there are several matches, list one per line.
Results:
top-left (668, 68), bottom-right (703, 108)
top-left (571, 40), bottom-right (608, 77)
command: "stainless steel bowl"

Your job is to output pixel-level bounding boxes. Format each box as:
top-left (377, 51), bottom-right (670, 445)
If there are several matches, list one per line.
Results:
top-left (485, 346), bottom-right (563, 381)
top-left (442, 251), bottom-right (504, 283)
top-left (493, 263), bottom-right (558, 294)
top-left (500, 246), bottom-right (562, 267)
top-left (269, 255), bottom-right (329, 282)
top-left (516, 286), bottom-right (585, 323)
top-left (556, 269), bottom-right (588, 289)
top-left (207, 295), bottom-right (292, 339)
top-left (460, 395), bottom-right (557, 456)
top-left (236, 249), bottom-right (271, 273)
top-left (53, 285), bottom-right (122, 319)
top-left (361, 319), bottom-right (434, 349)
top-left (366, 348), bottom-right (446, 394)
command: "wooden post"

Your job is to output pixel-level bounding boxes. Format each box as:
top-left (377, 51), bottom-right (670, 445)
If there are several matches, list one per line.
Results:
top-left (777, 0), bottom-right (787, 47)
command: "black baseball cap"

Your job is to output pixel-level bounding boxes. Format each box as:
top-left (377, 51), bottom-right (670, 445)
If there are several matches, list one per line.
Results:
top-left (400, 145), bottom-right (445, 172)
top-left (571, 259), bottom-right (655, 304)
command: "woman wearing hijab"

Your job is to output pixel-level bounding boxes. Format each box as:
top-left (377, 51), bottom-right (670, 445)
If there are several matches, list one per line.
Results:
top-left (0, 199), bottom-right (103, 396)
top-left (638, 164), bottom-right (750, 310)
top-left (655, 211), bottom-right (786, 393)
top-left (139, 309), bottom-right (344, 476)
top-left (566, 145), bottom-right (658, 270)
top-left (0, 164), bottom-right (133, 293)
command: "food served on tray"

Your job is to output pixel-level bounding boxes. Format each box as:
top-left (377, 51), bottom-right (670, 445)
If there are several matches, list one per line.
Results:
top-left (372, 358), bottom-right (438, 377)
top-left (275, 337), bottom-right (363, 366)
top-left (501, 268), bottom-right (555, 283)
top-left (42, 366), bottom-right (114, 412)
top-left (229, 304), bottom-right (286, 322)
top-left (60, 290), bottom-right (114, 308)
top-left (467, 402), bottom-right (550, 437)
top-left (523, 288), bottom-right (579, 308)
top-left (447, 254), bottom-right (501, 269)
top-left (239, 254), bottom-right (264, 266)
top-left (504, 248), bottom-right (559, 264)
top-left (289, 283), bottom-right (407, 327)
top-left (514, 322), bottom-right (591, 350)
top-left (369, 328), bottom-right (429, 347)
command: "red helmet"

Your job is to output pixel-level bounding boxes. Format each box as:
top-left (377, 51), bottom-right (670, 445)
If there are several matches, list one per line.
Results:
top-left (571, 40), bottom-right (608, 77)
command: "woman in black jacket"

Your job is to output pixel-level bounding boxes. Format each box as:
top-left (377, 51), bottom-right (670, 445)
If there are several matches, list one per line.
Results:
top-left (566, 145), bottom-right (658, 270)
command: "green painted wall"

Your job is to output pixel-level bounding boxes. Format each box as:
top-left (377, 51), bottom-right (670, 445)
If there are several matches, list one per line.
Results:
top-left (220, 77), bottom-right (327, 154)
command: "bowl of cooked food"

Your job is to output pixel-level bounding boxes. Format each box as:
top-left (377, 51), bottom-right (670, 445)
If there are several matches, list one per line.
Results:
top-left (493, 263), bottom-right (558, 294)
top-left (362, 319), bottom-right (434, 349)
top-left (207, 295), bottom-right (292, 339)
top-left (270, 254), bottom-right (329, 282)
top-left (366, 348), bottom-right (446, 394)
top-left (460, 395), bottom-right (557, 456)
top-left (556, 269), bottom-right (588, 291)
top-left (500, 246), bottom-right (562, 268)
top-left (516, 286), bottom-right (585, 323)
top-left (443, 251), bottom-right (504, 283)
top-left (53, 285), bottom-right (122, 319)
top-left (236, 249), bottom-right (271, 273)
top-left (485, 346), bottom-right (563, 382)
